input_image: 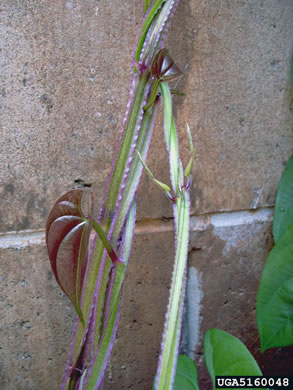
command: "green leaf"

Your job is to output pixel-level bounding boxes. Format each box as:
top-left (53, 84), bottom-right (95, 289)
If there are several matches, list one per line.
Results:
top-left (256, 225), bottom-right (293, 352)
top-left (174, 355), bottom-right (200, 390)
top-left (273, 154), bottom-right (293, 243)
top-left (204, 329), bottom-right (264, 390)
top-left (153, 178), bottom-right (172, 193)
top-left (184, 158), bottom-right (193, 179)
top-left (136, 149), bottom-right (171, 193)
top-left (184, 123), bottom-right (194, 178)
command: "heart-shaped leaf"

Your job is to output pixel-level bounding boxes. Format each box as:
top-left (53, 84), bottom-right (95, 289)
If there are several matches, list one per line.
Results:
top-left (204, 329), bottom-right (264, 390)
top-left (46, 189), bottom-right (92, 325)
top-left (151, 48), bottom-right (182, 82)
top-left (257, 225), bottom-right (293, 352)
top-left (273, 154), bottom-right (293, 243)
top-left (174, 355), bottom-right (200, 390)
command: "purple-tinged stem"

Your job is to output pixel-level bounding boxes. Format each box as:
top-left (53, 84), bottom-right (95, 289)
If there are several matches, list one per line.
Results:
top-left (82, 302), bottom-right (121, 390)
top-left (98, 76), bottom-right (138, 223)
top-left (89, 251), bottom-right (110, 357)
top-left (61, 1), bottom-right (182, 387)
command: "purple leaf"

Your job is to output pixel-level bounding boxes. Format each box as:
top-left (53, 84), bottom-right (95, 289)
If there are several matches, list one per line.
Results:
top-left (46, 189), bottom-right (92, 324)
top-left (151, 48), bottom-right (182, 82)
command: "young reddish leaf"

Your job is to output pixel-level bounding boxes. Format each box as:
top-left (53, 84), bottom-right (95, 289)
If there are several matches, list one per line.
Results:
top-left (46, 189), bottom-right (92, 325)
top-left (151, 48), bottom-right (182, 82)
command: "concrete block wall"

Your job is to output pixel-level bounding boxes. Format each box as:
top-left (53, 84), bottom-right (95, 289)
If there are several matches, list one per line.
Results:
top-left (1, 0), bottom-right (292, 389)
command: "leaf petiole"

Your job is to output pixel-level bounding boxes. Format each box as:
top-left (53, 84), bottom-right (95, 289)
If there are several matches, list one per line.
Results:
top-left (144, 79), bottom-right (161, 111)
top-left (92, 220), bottom-right (123, 266)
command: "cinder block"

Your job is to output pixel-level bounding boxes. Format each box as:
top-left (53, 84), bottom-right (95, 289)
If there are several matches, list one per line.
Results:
top-left (165, 0), bottom-right (293, 215)
top-left (1, 1), bottom-right (293, 233)
top-left (1, 1), bottom-right (293, 389)
top-left (0, 244), bottom-right (75, 389)
top-left (0, 0), bottom-right (139, 233)
top-left (0, 228), bottom-right (175, 389)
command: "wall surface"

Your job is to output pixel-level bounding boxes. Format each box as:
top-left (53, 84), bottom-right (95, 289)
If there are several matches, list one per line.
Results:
top-left (1, 0), bottom-right (293, 389)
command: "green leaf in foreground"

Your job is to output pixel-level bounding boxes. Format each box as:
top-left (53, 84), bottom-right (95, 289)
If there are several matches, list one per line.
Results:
top-left (257, 225), bottom-right (293, 352)
top-left (273, 154), bottom-right (293, 243)
top-left (174, 355), bottom-right (200, 390)
top-left (204, 329), bottom-right (264, 390)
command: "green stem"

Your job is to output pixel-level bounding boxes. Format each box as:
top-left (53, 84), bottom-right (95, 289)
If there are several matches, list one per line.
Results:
top-left (155, 82), bottom-right (191, 390)
top-left (144, 79), bottom-right (160, 111)
top-left (135, 0), bottom-right (166, 63)
top-left (85, 201), bottom-right (136, 388)
top-left (156, 191), bottom-right (190, 389)
top-left (102, 71), bottom-right (150, 229)
top-left (78, 72), bottom-right (150, 334)
top-left (63, 1), bottom-right (181, 387)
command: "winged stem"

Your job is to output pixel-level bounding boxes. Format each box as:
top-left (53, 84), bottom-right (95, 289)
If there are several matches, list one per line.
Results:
top-left (154, 82), bottom-right (192, 390)
top-left (51, 2), bottom-right (182, 389)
